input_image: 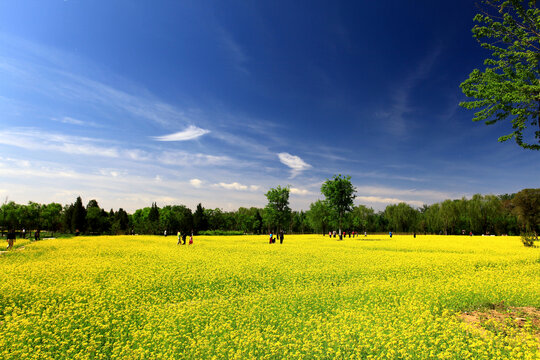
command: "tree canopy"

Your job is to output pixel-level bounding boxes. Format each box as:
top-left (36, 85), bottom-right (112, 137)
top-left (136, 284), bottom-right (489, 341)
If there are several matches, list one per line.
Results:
top-left (264, 185), bottom-right (291, 233)
top-left (460, 0), bottom-right (540, 150)
top-left (321, 174), bottom-right (356, 236)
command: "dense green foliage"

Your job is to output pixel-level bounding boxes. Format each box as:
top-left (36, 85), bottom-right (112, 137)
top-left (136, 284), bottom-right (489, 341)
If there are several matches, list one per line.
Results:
top-left (1, 189), bottom-right (538, 241)
top-left (321, 174), bottom-right (356, 236)
top-left (460, 0), bottom-right (540, 150)
top-left (264, 185), bottom-right (291, 233)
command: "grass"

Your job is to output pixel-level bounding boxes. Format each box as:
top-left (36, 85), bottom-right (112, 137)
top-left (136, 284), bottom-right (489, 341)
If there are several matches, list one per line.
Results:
top-left (0, 234), bottom-right (539, 359)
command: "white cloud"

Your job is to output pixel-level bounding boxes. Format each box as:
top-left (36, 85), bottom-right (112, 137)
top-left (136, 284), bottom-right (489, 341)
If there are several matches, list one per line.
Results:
top-left (57, 116), bottom-right (85, 125)
top-left (290, 187), bottom-right (312, 196)
top-left (153, 125), bottom-right (210, 141)
top-left (0, 128), bottom-right (120, 158)
top-left (158, 151), bottom-right (230, 166)
top-left (214, 182), bottom-right (259, 192)
top-left (52, 116), bottom-right (102, 128)
top-left (278, 152), bottom-right (312, 178)
top-left (0, 127), bottom-right (231, 168)
top-left (99, 169), bottom-right (123, 178)
top-left (190, 178), bottom-right (202, 188)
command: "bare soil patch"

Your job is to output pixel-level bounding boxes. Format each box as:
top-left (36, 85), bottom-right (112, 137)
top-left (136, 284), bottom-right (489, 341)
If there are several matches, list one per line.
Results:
top-left (460, 304), bottom-right (540, 343)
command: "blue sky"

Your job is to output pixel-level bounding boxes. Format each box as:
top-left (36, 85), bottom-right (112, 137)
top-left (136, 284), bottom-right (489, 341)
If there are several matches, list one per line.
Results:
top-left (0, 1), bottom-right (538, 212)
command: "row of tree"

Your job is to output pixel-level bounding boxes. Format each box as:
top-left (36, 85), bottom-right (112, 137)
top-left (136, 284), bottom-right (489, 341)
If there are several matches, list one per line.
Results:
top-left (0, 183), bottom-right (538, 238)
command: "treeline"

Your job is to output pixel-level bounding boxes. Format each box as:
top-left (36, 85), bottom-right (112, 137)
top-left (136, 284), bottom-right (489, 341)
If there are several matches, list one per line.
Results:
top-left (308, 192), bottom-right (536, 236)
top-left (0, 189), bottom-right (538, 237)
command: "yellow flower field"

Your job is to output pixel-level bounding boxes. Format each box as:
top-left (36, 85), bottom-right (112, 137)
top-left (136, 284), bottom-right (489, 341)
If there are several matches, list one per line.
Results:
top-left (0, 234), bottom-right (539, 359)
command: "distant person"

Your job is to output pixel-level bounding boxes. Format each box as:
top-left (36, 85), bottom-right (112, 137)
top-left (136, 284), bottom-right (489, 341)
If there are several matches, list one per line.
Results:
top-left (22, 228), bottom-right (26, 239)
top-left (279, 230), bottom-right (284, 244)
top-left (75, 229), bottom-right (80, 236)
top-left (177, 231), bottom-right (181, 245)
top-left (269, 232), bottom-right (273, 244)
top-left (348, 232), bottom-right (351, 238)
top-left (189, 232), bottom-right (193, 245)
top-left (364, 231), bottom-right (367, 237)
top-left (34, 229), bottom-right (40, 241)
top-left (6, 229), bottom-right (15, 250)
top-left (469, 231), bottom-right (473, 236)
top-left (182, 233), bottom-right (187, 245)
top-left (389, 231), bottom-right (392, 238)
top-left (413, 232), bottom-right (416, 238)
top-left (164, 230), bottom-right (167, 237)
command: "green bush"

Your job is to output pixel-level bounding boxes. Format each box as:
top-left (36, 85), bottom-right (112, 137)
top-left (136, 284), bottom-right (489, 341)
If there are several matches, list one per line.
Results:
top-left (521, 232), bottom-right (537, 247)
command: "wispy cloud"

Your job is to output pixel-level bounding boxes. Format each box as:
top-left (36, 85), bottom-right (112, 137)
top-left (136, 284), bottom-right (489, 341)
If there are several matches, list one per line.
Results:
top-left (0, 34), bottom-right (198, 128)
top-left (278, 152), bottom-right (312, 178)
top-left (356, 196), bottom-right (424, 207)
top-left (214, 182), bottom-right (260, 191)
top-left (0, 127), bottom-right (233, 168)
top-left (355, 185), bottom-right (455, 208)
top-left (153, 125), bottom-right (210, 141)
top-left (375, 48), bottom-right (441, 137)
top-left (218, 28), bottom-right (249, 74)
top-left (51, 116), bottom-right (102, 128)
top-left (159, 151), bottom-right (231, 167)
top-left (0, 128), bottom-right (121, 158)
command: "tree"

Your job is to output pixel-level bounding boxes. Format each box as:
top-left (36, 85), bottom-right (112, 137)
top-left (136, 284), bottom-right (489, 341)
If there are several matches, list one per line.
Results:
top-left (148, 202), bottom-right (160, 234)
top-left (206, 208), bottom-right (225, 230)
top-left (264, 186), bottom-right (291, 233)
top-left (321, 174), bottom-right (356, 239)
top-left (254, 209), bottom-right (263, 234)
top-left (193, 203), bottom-right (208, 234)
top-left (349, 205), bottom-right (374, 233)
top-left (71, 196), bottom-right (86, 234)
top-left (511, 188), bottom-right (540, 244)
top-left (384, 203), bottom-right (418, 233)
top-left (85, 199), bottom-right (105, 234)
top-left (0, 201), bottom-right (20, 232)
top-left (41, 203), bottom-right (62, 236)
top-left (460, 0), bottom-right (540, 150)
top-left (111, 208), bottom-right (130, 235)
top-left (172, 205), bottom-right (193, 234)
top-left (306, 200), bottom-right (332, 235)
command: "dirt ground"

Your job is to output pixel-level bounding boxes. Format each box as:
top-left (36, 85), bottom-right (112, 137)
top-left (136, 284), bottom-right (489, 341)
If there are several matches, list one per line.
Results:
top-left (460, 304), bottom-right (540, 343)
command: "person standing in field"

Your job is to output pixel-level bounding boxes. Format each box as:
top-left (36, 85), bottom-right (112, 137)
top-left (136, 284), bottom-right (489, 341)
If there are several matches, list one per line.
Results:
top-left (6, 229), bottom-right (15, 250)
top-left (164, 230), bottom-right (167, 237)
top-left (279, 230), bottom-right (284, 244)
top-left (177, 231), bottom-right (181, 245)
top-left (182, 233), bottom-right (187, 245)
top-left (269, 232), bottom-right (273, 244)
top-left (34, 229), bottom-right (40, 241)
top-left (189, 232), bottom-right (193, 245)
top-left (22, 228), bottom-right (26, 239)
top-left (389, 231), bottom-right (392, 238)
